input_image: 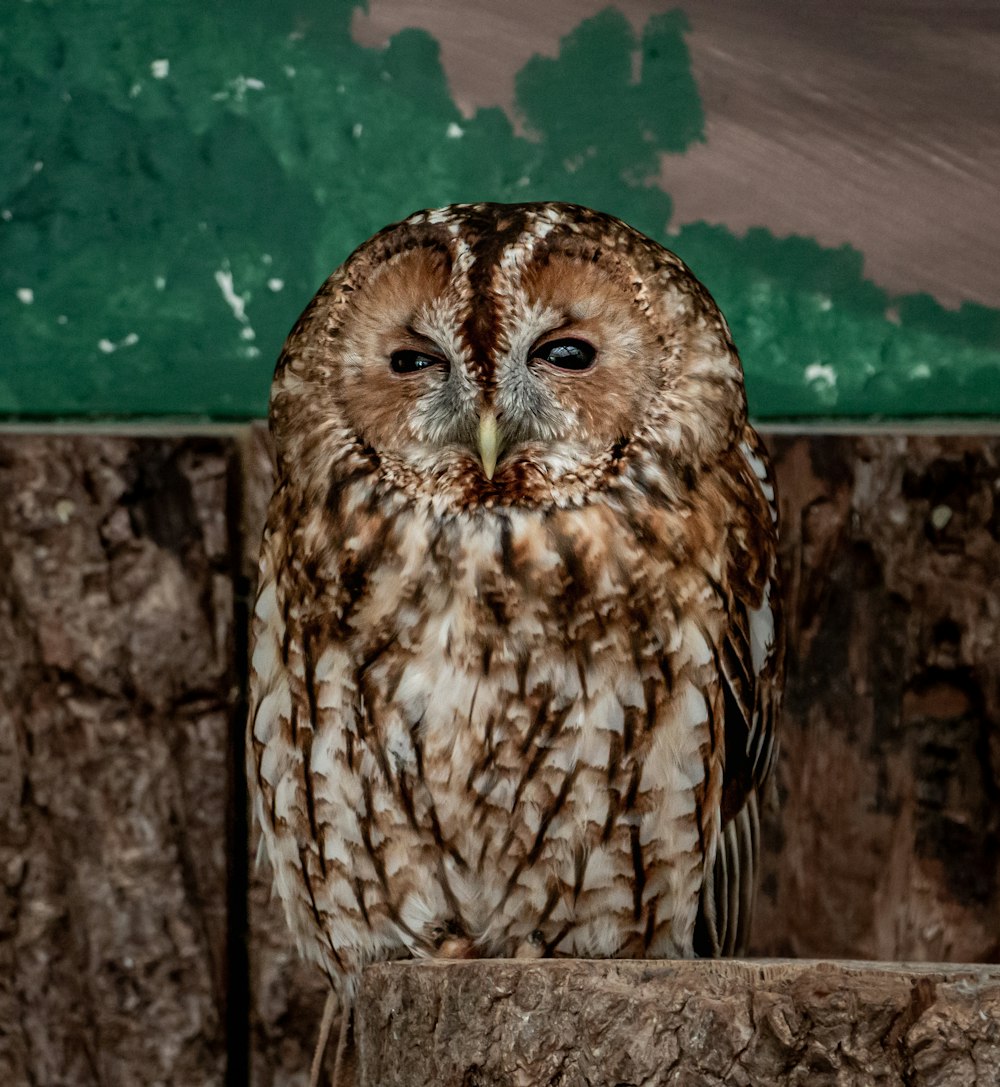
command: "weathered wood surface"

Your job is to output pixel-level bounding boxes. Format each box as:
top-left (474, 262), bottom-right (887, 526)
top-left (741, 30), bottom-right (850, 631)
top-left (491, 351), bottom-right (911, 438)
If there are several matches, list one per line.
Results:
top-left (1, 431), bottom-right (998, 1084)
top-left (0, 437), bottom-right (234, 1085)
top-left (757, 435), bottom-right (1000, 964)
top-left (357, 958), bottom-right (1000, 1086)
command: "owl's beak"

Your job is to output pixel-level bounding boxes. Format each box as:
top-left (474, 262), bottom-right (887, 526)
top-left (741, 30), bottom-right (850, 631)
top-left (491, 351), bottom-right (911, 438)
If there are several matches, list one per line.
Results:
top-left (478, 411), bottom-right (501, 480)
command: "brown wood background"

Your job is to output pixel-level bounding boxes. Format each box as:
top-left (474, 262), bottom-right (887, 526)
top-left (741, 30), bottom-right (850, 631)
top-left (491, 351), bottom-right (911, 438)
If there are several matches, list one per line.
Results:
top-left (1, 429), bottom-right (997, 1084)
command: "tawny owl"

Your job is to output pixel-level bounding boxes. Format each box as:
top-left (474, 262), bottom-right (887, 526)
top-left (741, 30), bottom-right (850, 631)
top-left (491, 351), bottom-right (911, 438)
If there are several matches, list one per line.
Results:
top-left (248, 202), bottom-right (783, 1077)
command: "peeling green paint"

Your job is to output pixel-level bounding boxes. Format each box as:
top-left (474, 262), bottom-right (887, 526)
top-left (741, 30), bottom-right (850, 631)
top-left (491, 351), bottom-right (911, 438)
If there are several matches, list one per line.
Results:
top-left (1, 1), bottom-right (998, 420)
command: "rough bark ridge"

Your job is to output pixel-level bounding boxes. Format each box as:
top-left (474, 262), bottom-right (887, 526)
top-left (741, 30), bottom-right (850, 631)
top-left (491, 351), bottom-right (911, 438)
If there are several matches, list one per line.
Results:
top-left (0, 436), bottom-right (232, 1086)
top-left (357, 959), bottom-right (1000, 1087)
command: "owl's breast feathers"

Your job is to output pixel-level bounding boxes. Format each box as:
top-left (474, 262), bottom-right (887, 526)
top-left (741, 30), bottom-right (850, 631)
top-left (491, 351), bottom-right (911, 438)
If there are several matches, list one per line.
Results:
top-left (248, 423), bottom-right (781, 985)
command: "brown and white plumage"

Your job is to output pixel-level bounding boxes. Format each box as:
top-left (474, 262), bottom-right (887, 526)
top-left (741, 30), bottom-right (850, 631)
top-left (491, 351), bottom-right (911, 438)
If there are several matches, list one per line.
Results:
top-left (248, 203), bottom-right (783, 1036)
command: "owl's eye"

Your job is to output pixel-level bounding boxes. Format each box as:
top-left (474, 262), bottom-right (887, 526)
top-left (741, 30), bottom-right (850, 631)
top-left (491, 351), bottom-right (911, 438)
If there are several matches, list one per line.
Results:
top-left (390, 350), bottom-right (446, 375)
top-left (531, 338), bottom-right (596, 372)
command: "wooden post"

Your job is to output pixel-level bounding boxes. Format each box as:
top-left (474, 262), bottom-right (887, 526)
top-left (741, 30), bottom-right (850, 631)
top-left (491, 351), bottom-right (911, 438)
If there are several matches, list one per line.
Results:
top-left (357, 958), bottom-right (1000, 1086)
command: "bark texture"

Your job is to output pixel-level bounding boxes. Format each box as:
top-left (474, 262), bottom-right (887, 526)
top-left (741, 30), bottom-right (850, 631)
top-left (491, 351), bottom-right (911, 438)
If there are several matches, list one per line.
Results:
top-left (357, 958), bottom-right (1000, 1087)
top-left (0, 436), bottom-right (234, 1086)
top-left (755, 435), bottom-right (1000, 963)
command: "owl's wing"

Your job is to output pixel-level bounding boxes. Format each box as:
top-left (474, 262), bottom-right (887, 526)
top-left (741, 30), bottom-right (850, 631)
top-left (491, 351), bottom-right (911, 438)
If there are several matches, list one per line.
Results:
top-left (695, 426), bottom-right (783, 957)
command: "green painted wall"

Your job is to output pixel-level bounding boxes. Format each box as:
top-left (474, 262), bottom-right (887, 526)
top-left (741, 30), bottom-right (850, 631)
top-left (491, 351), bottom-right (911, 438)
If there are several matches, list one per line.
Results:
top-left (3, 1), bottom-right (999, 420)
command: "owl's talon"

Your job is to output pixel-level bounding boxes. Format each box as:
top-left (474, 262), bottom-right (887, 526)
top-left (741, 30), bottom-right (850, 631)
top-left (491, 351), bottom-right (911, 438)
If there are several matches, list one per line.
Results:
top-left (428, 918), bottom-right (475, 959)
top-left (514, 930), bottom-right (547, 959)
top-left (437, 936), bottom-right (476, 959)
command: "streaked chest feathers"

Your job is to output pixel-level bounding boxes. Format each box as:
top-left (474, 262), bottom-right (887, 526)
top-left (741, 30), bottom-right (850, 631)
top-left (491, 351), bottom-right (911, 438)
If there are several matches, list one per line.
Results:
top-left (254, 478), bottom-right (733, 972)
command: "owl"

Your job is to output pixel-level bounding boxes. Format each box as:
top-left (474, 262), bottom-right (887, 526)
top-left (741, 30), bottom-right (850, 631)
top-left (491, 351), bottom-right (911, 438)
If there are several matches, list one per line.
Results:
top-left (248, 202), bottom-right (783, 1081)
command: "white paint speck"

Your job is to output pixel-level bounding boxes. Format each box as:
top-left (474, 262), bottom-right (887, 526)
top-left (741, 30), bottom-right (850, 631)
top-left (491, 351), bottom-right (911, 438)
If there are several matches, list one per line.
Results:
top-left (214, 268), bottom-right (247, 322)
top-left (931, 505), bottom-right (952, 530)
top-left (284, 65), bottom-right (296, 78)
top-left (817, 296), bottom-right (832, 311)
top-left (154, 276), bottom-right (166, 290)
top-left (33, 161), bottom-right (44, 173)
top-left (261, 253), bottom-right (273, 265)
top-left (151, 59), bottom-right (170, 79)
top-left (16, 288), bottom-right (34, 304)
top-left (516, 176), bottom-right (530, 187)
top-left (213, 75), bottom-right (266, 102)
top-left (57, 315), bottom-right (68, 325)
top-left (804, 363), bottom-right (837, 388)
top-left (911, 363), bottom-right (931, 379)
top-left (446, 122), bottom-right (464, 139)
top-left (129, 82), bottom-right (142, 98)
top-left (352, 122), bottom-right (363, 139)
top-left (214, 265), bottom-right (259, 346)
top-left (267, 278), bottom-right (284, 292)
top-left (1, 210), bottom-right (12, 221)
top-left (97, 333), bottom-right (139, 353)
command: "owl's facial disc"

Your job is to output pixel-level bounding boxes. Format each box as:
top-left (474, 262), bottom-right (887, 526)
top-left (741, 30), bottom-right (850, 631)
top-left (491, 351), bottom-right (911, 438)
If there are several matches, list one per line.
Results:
top-left (274, 202), bottom-right (749, 510)
top-left (333, 236), bottom-right (675, 507)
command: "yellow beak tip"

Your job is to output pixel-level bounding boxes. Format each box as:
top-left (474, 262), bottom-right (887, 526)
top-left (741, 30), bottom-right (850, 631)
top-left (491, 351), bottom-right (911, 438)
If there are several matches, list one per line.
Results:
top-left (478, 412), bottom-right (500, 480)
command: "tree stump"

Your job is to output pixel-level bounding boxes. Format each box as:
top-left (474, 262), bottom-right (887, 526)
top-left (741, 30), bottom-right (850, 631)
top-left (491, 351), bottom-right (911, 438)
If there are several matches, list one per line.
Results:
top-left (357, 958), bottom-right (1000, 1086)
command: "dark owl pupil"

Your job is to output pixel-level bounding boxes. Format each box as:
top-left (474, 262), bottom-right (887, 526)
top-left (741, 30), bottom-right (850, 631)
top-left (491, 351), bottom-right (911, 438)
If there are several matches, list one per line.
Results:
top-left (534, 338), bottom-right (596, 371)
top-left (390, 350), bottom-right (438, 374)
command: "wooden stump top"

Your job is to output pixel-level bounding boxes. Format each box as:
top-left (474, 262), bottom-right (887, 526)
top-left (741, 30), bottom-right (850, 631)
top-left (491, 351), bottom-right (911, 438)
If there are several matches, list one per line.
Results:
top-left (357, 958), bottom-right (1000, 1086)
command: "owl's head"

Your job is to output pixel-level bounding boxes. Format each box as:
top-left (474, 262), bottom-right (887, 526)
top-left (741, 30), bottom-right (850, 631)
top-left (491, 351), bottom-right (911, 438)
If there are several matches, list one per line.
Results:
top-left (271, 202), bottom-right (747, 509)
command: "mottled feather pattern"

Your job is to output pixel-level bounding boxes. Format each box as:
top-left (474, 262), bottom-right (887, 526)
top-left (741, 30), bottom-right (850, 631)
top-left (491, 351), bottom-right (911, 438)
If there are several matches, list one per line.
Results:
top-left (248, 203), bottom-right (783, 1013)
